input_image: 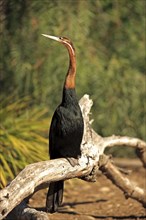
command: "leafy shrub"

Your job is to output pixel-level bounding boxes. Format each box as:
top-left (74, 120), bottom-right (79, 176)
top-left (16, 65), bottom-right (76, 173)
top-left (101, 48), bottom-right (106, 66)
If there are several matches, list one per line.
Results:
top-left (0, 96), bottom-right (49, 188)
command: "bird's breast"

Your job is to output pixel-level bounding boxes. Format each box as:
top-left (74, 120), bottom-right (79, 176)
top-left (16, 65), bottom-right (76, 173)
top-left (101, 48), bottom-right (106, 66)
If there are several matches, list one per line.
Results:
top-left (51, 105), bottom-right (84, 158)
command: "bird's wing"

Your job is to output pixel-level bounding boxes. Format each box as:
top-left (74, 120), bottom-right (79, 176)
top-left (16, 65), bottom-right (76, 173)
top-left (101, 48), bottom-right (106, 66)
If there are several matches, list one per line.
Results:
top-left (49, 112), bottom-right (58, 159)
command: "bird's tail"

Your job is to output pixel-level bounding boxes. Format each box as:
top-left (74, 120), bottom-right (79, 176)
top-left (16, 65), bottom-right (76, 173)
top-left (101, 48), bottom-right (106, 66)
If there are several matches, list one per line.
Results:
top-left (46, 180), bottom-right (64, 213)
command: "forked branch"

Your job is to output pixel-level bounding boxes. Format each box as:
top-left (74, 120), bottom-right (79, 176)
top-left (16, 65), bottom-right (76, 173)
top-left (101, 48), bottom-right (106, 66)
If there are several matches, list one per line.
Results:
top-left (0, 95), bottom-right (146, 220)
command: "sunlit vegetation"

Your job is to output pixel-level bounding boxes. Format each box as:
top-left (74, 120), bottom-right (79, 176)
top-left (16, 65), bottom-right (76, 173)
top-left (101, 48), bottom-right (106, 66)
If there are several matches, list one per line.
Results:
top-left (0, 96), bottom-right (49, 187)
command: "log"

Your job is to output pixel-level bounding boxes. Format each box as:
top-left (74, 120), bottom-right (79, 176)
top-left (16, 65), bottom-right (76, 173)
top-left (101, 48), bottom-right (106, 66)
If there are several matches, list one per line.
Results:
top-left (0, 94), bottom-right (146, 220)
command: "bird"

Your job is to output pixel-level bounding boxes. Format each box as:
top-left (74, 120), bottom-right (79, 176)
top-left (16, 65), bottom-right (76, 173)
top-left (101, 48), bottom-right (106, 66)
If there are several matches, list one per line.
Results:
top-left (42, 34), bottom-right (84, 213)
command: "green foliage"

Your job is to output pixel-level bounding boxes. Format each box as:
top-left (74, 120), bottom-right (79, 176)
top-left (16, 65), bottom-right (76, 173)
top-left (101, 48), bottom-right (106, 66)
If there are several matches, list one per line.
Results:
top-left (0, 96), bottom-right (49, 187)
top-left (0, 0), bottom-right (145, 179)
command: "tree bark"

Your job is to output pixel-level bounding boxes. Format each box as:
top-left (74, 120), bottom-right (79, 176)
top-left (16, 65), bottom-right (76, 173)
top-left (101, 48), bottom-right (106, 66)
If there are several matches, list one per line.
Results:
top-left (99, 154), bottom-right (146, 208)
top-left (0, 95), bottom-right (146, 220)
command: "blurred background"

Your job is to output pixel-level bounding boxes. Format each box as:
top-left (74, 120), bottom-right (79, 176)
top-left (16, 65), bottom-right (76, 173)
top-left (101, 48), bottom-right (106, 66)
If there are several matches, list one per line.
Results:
top-left (0, 0), bottom-right (145, 187)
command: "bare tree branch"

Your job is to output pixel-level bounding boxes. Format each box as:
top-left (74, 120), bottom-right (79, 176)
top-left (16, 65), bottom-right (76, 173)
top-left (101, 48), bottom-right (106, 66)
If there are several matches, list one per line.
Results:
top-left (7, 201), bottom-right (49, 220)
top-left (99, 135), bottom-right (146, 167)
top-left (0, 94), bottom-right (146, 220)
top-left (0, 158), bottom-right (92, 220)
top-left (99, 154), bottom-right (146, 208)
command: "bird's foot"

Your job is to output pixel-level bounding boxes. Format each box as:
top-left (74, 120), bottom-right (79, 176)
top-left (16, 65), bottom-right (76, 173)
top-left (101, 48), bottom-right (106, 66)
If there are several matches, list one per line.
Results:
top-left (66, 157), bottom-right (79, 167)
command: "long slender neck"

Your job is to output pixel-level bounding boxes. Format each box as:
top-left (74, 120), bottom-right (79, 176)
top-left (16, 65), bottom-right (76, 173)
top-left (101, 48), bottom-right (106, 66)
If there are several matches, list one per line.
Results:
top-left (64, 42), bottom-right (76, 89)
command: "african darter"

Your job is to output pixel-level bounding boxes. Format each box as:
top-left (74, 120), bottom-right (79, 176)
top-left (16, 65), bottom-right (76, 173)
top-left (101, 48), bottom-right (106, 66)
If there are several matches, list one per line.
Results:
top-left (42, 34), bottom-right (84, 213)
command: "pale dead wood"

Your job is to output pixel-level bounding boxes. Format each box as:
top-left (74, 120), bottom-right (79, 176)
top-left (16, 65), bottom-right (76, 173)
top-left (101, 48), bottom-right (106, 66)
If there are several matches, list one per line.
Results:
top-left (99, 154), bottom-right (146, 208)
top-left (0, 94), bottom-right (146, 220)
top-left (7, 201), bottom-right (49, 220)
top-left (0, 159), bottom-right (92, 220)
top-left (97, 135), bottom-right (146, 168)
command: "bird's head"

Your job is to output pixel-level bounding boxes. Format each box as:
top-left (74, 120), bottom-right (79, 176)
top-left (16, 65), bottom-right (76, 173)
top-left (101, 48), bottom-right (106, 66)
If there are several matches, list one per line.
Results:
top-left (42, 34), bottom-right (75, 53)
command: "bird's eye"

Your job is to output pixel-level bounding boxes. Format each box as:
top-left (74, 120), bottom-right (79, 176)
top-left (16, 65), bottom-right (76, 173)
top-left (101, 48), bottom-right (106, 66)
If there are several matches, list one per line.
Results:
top-left (59, 37), bottom-right (63, 40)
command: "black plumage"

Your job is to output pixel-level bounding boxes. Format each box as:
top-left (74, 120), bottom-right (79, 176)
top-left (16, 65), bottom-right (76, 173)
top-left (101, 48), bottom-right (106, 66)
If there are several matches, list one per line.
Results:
top-left (42, 34), bottom-right (84, 213)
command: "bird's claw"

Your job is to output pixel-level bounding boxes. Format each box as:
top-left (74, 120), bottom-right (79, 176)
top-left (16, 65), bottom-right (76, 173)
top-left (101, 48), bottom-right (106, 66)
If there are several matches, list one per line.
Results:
top-left (66, 157), bottom-right (79, 167)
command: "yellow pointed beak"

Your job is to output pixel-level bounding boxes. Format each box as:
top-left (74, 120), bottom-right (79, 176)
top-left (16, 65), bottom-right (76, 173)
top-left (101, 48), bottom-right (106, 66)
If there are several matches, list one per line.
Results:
top-left (42, 34), bottom-right (61, 42)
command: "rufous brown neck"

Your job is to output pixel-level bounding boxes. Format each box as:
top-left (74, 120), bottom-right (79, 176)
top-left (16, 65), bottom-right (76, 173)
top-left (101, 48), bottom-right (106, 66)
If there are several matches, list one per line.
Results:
top-left (64, 42), bottom-right (76, 89)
